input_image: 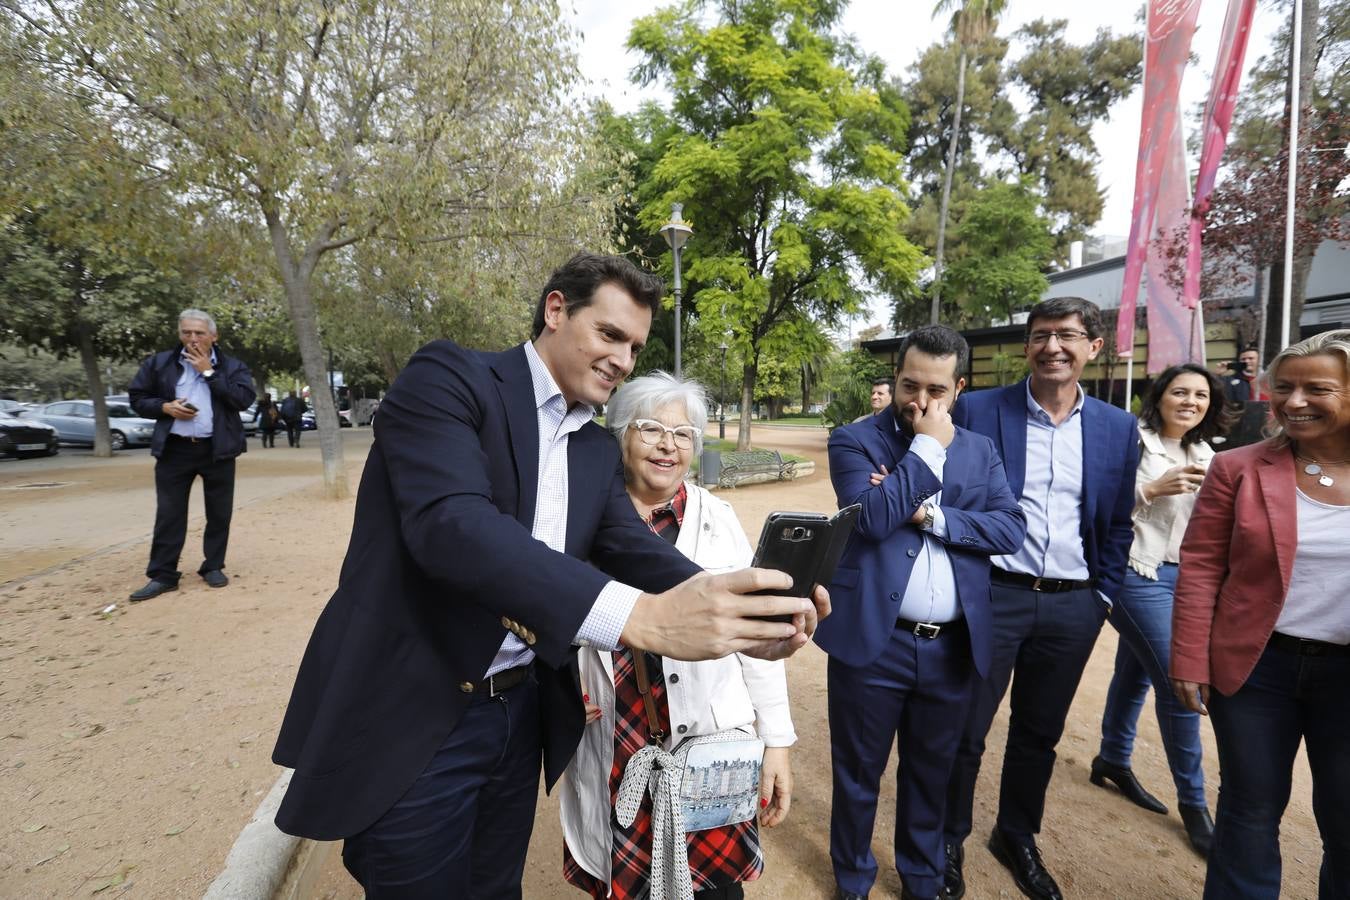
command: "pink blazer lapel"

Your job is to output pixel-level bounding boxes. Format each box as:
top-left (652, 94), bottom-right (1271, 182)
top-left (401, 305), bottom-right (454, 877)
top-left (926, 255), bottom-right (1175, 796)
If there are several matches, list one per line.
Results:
top-left (1255, 445), bottom-right (1299, 597)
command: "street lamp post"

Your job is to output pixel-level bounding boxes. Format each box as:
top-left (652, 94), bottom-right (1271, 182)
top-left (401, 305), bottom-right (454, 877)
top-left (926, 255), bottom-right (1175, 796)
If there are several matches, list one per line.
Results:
top-left (659, 203), bottom-right (693, 379)
top-left (718, 339), bottom-right (728, 440)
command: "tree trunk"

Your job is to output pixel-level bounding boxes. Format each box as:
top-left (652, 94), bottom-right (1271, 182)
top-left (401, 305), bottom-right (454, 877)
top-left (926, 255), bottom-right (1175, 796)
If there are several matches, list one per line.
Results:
top-left (265, 214), bottom-right (349, 498)
top-left (736, 360), bottom-right (758, 451)
top-left (930, 47), bottom-right (968, 324)
top-left (75, 321), bottom-right (111, 458)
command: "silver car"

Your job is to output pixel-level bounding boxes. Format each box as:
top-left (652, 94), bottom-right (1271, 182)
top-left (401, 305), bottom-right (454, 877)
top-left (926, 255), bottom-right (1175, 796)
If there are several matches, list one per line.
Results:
top-left (29, 400), bottom-right (158, 450)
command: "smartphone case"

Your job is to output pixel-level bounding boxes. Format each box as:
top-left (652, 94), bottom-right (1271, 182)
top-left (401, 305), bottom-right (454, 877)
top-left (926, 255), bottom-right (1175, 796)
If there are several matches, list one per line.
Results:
top-left (750, 504), bottom-right (861, 612)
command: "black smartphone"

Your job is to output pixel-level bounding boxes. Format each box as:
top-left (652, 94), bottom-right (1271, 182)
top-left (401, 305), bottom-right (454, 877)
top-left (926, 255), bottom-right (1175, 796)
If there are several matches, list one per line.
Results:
top-left (181, 401), bottom-right (198, 412)
top-left (750, 504), bottom-right (861, 620)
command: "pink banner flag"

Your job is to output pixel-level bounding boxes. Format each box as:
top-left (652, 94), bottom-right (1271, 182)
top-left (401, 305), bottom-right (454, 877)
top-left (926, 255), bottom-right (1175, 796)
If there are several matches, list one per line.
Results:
top-left (1185, 0), bottom-right (1258, 308)
top-left (1117, 0), bottom-right (1202, 358)
top-left (1146, 123), bottom-right (1206, 372)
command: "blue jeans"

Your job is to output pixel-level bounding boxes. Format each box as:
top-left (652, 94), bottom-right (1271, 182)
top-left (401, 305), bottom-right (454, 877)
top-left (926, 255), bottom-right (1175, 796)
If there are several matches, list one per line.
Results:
top-left (1099, 565), bottom-right (1207, 808)
top-left (1205, 643), bottom-right (1350, 900)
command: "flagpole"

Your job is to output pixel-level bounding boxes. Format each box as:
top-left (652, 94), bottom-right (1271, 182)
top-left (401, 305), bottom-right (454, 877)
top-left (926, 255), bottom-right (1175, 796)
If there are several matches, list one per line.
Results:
top-left (1280, 0), bottom-right (1304, 350)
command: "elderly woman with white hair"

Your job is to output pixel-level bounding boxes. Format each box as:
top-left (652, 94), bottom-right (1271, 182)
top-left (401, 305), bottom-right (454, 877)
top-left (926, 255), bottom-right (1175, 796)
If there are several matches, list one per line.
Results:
top-left (560, 372), bottom-right (796, 900)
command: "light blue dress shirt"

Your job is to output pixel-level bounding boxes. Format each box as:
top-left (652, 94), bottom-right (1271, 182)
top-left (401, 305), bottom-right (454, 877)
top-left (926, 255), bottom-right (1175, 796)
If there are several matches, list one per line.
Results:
top-left (170, 349), bottom-right (216, 439)
top-left (993, 381), bottom-right (1091, 581)
top-left (897, 431), bottom-right (961, 624)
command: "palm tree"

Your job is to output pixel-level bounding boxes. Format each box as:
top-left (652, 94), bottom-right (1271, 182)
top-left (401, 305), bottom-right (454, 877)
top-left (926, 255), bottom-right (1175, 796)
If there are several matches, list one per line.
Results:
top-left (929, 0), bottom-right (1007, 324)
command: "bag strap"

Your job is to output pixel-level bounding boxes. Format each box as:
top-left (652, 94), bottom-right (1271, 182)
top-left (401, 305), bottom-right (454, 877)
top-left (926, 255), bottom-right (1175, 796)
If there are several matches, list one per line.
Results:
top-left (631, 650), bottom-right (666, 745)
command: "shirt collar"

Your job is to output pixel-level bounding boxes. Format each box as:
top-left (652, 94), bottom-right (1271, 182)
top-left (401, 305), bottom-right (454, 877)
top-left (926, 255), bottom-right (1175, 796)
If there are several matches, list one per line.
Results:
top-left (1024, 379), bottom-right (1085, 424)
top-left (523, 341), bottom-right (596, 425)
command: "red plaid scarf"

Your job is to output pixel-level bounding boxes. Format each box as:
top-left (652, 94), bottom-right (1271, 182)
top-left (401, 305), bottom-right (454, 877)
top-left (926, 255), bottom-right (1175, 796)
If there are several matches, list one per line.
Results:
top-left (563, 483), bottom-right (762, 897)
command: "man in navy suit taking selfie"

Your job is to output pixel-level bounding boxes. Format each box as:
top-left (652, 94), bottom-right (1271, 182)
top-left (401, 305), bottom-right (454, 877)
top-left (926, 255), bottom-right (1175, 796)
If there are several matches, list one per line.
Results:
top-left (272, 252), bottom-right (830, 898)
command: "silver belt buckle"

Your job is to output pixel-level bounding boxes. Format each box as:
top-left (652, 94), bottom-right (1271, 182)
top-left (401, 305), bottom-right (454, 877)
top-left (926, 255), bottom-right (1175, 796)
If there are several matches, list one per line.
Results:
top-left (913, 622), bottom-right (942, 639)
top-left (1032, 577), bottom-right (1045, 592)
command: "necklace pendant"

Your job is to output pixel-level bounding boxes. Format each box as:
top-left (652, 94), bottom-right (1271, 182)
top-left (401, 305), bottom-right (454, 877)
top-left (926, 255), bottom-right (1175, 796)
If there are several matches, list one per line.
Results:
top-left (1305, 463), bottom-right (1323, 476)
top-left (1319, 474), bottom-right (1335, 487)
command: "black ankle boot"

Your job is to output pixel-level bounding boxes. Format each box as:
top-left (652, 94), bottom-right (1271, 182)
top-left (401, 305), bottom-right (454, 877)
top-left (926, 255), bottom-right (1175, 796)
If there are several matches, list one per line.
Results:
top-left (1180, 805), bottom-right (1214, 857)
top-left (1089, 755), bottom-right (1168, 814)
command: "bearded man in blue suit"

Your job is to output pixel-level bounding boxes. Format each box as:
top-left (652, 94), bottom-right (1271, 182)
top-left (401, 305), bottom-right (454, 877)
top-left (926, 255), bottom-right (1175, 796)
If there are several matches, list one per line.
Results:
top-left (817, 325), bottom-right (1026, 900)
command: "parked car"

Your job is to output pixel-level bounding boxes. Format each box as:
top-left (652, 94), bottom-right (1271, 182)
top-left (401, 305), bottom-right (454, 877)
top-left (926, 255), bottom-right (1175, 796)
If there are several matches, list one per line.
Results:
top-left (28, 400), bottom-right (158, 450)
top-left (0, 409), bottom-right (59, 458)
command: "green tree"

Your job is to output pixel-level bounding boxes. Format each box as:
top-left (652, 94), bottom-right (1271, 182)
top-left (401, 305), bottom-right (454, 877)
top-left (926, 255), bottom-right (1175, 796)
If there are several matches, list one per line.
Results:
top-left (943, 180), bottom-right (1053, 323)
top-left (9, 0), bottom-right (616, 495)
top-left (1001, 19), bottom-right (1143, 256)
top-left (929, 0), bottom-right (1008, 323)
top-left (626, 0), bottom-right (925, 449)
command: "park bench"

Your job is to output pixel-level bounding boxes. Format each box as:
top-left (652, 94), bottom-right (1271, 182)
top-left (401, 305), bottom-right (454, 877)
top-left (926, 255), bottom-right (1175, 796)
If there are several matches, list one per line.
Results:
top-left (717, 449), bottom-right (798, 488)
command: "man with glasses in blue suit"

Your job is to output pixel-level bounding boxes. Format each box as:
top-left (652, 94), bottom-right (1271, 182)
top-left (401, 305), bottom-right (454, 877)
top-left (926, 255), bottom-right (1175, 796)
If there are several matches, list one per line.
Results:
top-left (942, 297), bottom-right (1140, 900)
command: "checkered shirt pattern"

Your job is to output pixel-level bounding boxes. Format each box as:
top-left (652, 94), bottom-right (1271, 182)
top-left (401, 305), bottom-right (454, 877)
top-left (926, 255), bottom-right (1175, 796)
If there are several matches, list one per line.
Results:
top-left (563, 485), bottom-right (762, 897)
top-left (484, 343), bottom-right (641, 677)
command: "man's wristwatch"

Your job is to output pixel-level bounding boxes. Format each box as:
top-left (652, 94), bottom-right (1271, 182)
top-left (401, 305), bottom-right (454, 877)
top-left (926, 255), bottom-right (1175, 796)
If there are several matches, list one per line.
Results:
top-left (202, 368), bottom-right (216, 379)
top-left (921, 503), bottom-right (935, 532)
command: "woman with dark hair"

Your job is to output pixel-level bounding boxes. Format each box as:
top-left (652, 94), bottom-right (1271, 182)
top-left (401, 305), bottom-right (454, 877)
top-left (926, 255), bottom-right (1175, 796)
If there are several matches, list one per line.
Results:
top-left (1090, 364), bottom-right (1237, 856)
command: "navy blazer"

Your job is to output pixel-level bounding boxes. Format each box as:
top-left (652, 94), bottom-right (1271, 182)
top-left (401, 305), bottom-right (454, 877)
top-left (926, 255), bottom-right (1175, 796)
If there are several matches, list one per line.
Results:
top-left (815, 408), bottom-right (1026, 677)
top-left (128, 347), bottom-right (254, 459)
top-left (952, 380), bottom-right (1140, 604)
top-left (272, 341), bottom-right (699, 840)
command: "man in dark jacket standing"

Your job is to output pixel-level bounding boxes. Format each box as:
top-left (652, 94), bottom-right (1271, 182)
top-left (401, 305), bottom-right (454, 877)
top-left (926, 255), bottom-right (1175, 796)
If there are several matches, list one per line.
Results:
top-left (127, 309), bottom-right (255, 601)
top-left (279, 391), bottom-right (307, 447)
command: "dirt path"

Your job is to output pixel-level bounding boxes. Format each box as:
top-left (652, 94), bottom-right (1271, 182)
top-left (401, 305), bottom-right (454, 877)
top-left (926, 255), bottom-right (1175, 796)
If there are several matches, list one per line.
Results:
top-left (1, 425), bottom-right (1320, 898)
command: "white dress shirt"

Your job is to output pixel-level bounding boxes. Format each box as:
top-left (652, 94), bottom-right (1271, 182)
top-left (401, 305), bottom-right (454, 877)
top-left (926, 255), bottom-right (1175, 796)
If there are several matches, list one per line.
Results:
top-left (897, 431), bottom-right (960, 624)
top-left (170, 349), bottom-right (216, 439)
top-left (484, 342), bottom-right (641, 676)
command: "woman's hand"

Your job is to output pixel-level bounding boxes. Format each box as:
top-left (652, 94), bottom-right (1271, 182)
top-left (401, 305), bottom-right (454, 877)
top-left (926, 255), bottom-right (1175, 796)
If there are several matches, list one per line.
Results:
top-left (759, 746), bottom-right (792, 827)
top-left (1144, 464), bottom-right (1206, 501)
top-left (1171, 678), bottom-right (1210, 716)
top-left (582, 693), bottom-right (602, 725)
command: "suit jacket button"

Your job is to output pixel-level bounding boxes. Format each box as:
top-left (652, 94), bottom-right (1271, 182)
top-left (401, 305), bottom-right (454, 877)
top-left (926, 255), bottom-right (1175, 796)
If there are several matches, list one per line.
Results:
top-left (907, 549), bottom-right (917, 558)
top-left (668, 673), bottom-right (680, 684)
top-left (677, 724), bottom-right (688, 734)
top-left (459, 681), bottom-right (474, 693)
top-left (889, 592), bottom-right (900, 601)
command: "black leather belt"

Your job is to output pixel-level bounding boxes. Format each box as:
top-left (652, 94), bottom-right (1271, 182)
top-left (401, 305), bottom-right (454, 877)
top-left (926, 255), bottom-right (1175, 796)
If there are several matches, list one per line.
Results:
top-left (897, 617), bottom-right (967, 639)
top-left (167, 433), bottom-right (212, 443)
top-left (458, 664), bottom-right (531, 696)
top-left (1268, 632), bottom-right (1350, 658)
top-left (992, 568), bottom-right (1093, 593)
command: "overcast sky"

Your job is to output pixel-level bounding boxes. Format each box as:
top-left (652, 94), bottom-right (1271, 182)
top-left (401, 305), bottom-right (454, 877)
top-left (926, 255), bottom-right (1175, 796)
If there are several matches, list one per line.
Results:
top-left (568, 0), bottom-right (1287, 329)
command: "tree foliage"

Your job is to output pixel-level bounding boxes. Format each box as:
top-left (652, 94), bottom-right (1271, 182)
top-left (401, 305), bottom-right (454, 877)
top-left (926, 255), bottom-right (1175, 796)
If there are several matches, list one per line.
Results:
top-left (943, 179), bottom-right (1054, 323)
top-left (624, 0), bottom-right (925, 448)
top-left (5, 0), bottom-right (617, 493)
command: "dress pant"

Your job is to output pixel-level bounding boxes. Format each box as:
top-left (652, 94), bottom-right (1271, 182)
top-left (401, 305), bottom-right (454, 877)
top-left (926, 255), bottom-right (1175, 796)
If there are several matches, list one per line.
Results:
top-left (147, 436), bottom-right (236, 583)
top-left (828, 621), bottom-right (976, 898)
top-left (284, 419), bottom-right (301, 446)
top-left (945, 582), bottom-right (1106, 846)
top-left (1099, 565), bottom-right (1206, 808)
top-left (342, 672), bottom-right (542, 898)
top-left (1205, 643), bottom-right (1350, 900)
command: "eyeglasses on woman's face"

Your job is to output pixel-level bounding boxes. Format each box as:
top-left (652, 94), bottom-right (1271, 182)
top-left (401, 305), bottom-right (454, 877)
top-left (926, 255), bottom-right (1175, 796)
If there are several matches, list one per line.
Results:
top-left (629, 418), bottom-right (699, 449)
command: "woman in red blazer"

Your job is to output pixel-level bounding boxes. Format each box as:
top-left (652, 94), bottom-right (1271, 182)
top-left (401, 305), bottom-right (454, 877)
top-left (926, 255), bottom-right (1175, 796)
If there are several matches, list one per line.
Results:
top-left (1171, 329), bottom-right (1350, 900)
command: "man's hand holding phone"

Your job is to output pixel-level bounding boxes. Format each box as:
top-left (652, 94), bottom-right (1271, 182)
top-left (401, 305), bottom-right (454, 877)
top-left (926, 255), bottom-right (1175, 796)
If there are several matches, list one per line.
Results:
top-left (163, 398), bottom-right (198, 420)
top-left (621, 568), bottom-right (830, 663)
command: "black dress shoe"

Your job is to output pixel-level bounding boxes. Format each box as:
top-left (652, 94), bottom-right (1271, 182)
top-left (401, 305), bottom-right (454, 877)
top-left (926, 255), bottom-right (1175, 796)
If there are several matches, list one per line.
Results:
top-left (834, 890), bottom-right (867, 900)
top-left (942, 841), bottom-right (965, 899)
top-left (129, 580), bottom-right (178, 602)
top-left (1089, 755), bottom-right (1168, 814)
top-left (987, 829), bottom-right (1063, 900)
top-left (201, 570), bottom-right (229, 588)
top-left (1180, 804), bottom-right (1214, 858)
